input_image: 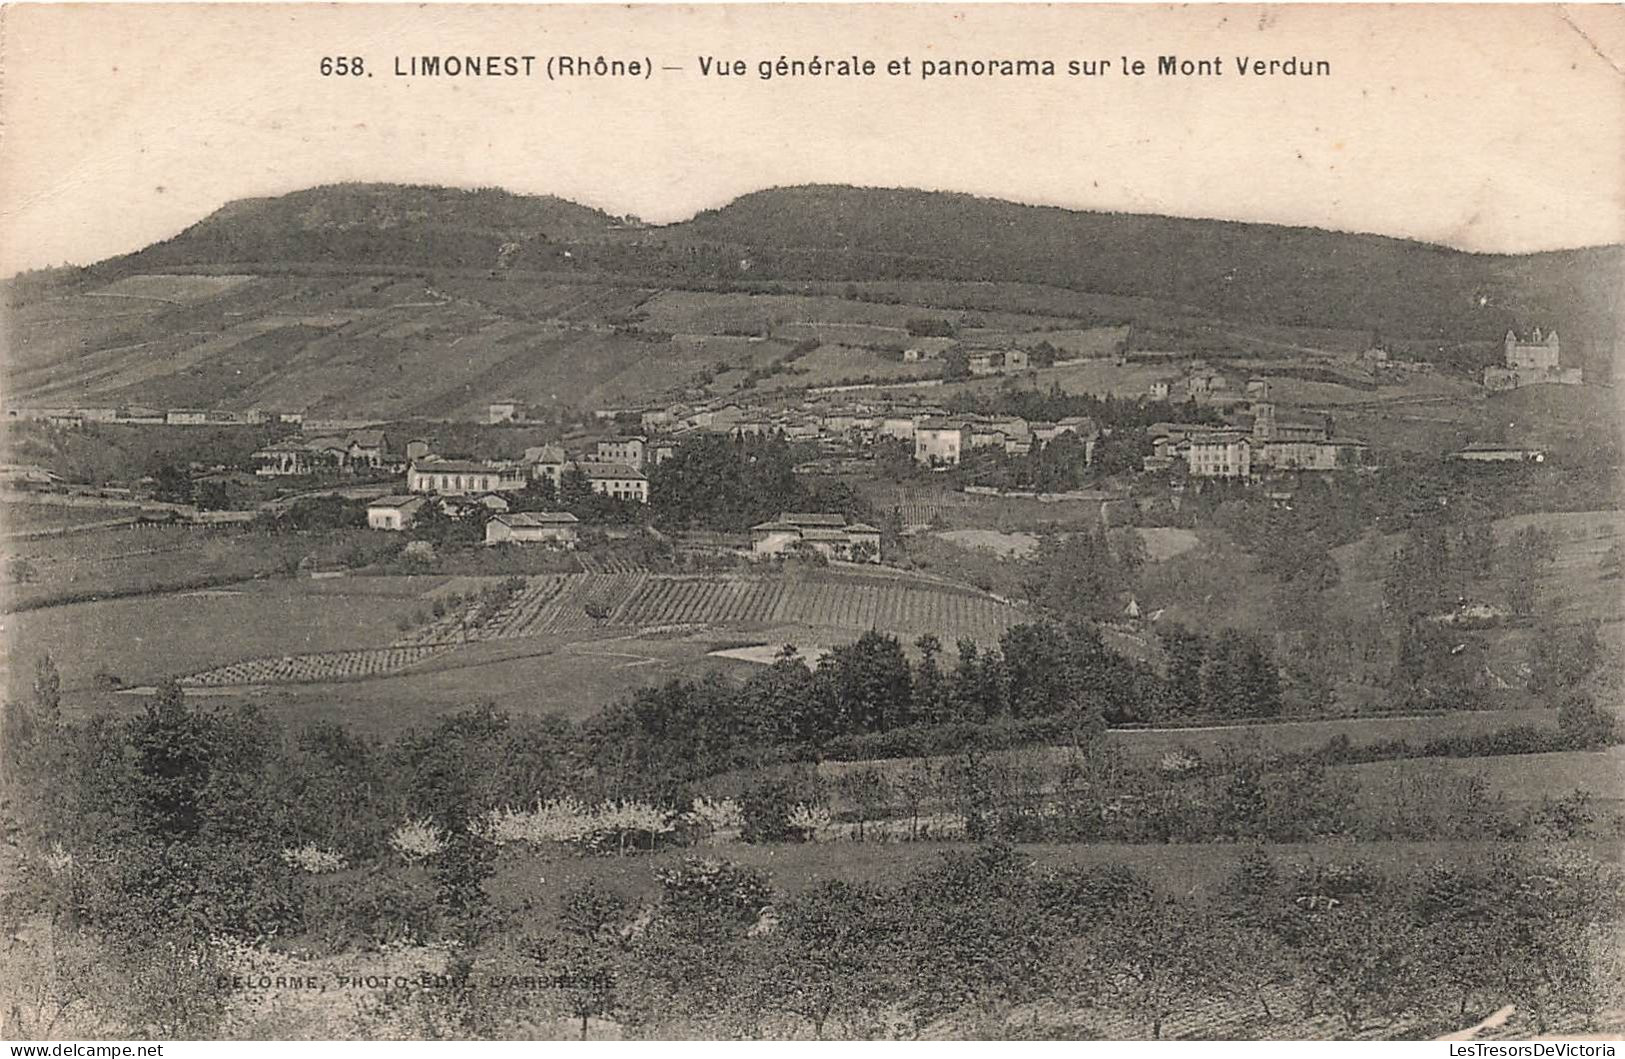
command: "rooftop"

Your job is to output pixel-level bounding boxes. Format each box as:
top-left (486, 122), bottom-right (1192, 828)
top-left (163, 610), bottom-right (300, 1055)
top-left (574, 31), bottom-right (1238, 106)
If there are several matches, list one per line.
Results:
top-left (779, 512), bottom-right (848, 527)
top-left (498, 511), bottom-right (580, 526)
top-left (412, 459), bottom-right (509, 475)
top-left (574, 460), bottom-right (646, 480)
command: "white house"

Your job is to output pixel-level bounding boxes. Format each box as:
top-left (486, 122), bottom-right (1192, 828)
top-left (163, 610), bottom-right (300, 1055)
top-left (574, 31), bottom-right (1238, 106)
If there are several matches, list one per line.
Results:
top-left (367, 495), bottom-right (426, 531)
top-left (914, 420), bottom-right (968, 466)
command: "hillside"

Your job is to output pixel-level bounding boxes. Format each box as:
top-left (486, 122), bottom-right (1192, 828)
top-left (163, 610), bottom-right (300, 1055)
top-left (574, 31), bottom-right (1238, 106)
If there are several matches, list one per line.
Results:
top-left (670, 186), bottom-right (1623, 362)
top-left (119, 183), bottom-right (623, 272)
top-left (3, 182), bottom-right (1619, 417)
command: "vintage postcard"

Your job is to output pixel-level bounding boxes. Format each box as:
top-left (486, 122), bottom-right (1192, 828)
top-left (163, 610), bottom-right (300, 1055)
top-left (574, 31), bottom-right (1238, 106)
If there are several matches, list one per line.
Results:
top-left (0, 2), bottom-right (1622, 1044)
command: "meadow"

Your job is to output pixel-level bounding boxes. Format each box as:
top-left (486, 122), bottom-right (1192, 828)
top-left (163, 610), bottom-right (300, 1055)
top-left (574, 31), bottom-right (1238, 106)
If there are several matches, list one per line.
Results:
top-left (2, 577), bottom-right (409, 700)
top-left (1336, 745), bottom-right (1625, 807)
top-left (1, 523), bottom-right (377, 610)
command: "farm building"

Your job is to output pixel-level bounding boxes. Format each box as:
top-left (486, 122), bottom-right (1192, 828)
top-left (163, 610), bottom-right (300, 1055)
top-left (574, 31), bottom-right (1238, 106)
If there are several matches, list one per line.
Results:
top-left (488, 400), bottom-right (520, 424)
top-left (485, 511), bottom-right (580, 547)
top-left (751, 512), bottom-right (882, 564)
top-left (366, 495), bottom-right (426, 531)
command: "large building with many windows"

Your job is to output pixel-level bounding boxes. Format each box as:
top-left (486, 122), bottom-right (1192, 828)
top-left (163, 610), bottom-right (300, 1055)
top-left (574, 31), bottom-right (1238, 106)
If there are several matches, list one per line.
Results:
top-left (1184, 431), bottom-right (1252, 479)
top-left (407, 459), bottom-right (526, 496)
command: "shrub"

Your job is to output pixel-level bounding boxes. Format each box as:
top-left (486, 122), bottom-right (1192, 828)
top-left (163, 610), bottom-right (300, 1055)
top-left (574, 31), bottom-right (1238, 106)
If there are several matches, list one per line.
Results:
top-left (390, 817), bottom-right (447, 861)
top-left (740, 778), bottom-right (797, 844)
top-left (280, 843), bottom-right (349, 874)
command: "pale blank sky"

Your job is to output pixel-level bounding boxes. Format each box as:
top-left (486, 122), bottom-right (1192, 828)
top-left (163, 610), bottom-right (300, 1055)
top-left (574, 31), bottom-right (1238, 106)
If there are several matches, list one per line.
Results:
top-left (1, 3), bottom-right (1622, 276)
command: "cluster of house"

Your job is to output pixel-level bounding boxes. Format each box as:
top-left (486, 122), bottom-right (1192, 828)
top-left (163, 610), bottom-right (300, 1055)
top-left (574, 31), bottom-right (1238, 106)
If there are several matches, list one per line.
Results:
top-left (363, 433), bottom-right (670, 545)
top-left (7, 405), bottom-right (305, 429)
top-left (595, 397), bottom-right (1102, 471)
top-left (901, 346), bottom-right (1031, 375)
top-left (912, 415), bottom-right (1099, 466)
top-left (1482, 328), bottom-right (1582, 390)
top-left (1141, 402), bottom-right (1369, 479)
top-left (253, 429), bottom-right (391, 476)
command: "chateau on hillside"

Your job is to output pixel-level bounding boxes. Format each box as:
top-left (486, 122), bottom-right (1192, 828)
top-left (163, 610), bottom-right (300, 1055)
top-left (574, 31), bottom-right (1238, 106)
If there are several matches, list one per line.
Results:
top-left (1484, 327), bottom-right (1582, 390)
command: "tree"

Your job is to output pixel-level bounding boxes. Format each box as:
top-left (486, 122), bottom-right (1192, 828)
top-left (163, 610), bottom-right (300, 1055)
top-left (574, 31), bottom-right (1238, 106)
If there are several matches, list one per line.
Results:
top-left (1160, 625), bottom-right (1207, 717)
top-left (949, 638), bottom-right (1006, 723)
top-left (1504, 526), bottom-right (1557, 618)
top-left (535, 881), bottom-right (630, 1038)
top-left (941, 348), bottom-right (972, 382)
top-left (130, 680), bottom-right (215, 841)
top-left (1025, 529), bottom-right (1138, 623)
top-left (837, 767), bottom-right (893, 842)
top-left (152, 464), bottom-right (192, 504)
top-left (1290, 898), bottom-right (1420, 1033)
top-left (899, 844), bottom-right (1058, 1030)
top-left (1557, 694), bottom-right (1617, 749)
top-left (742, 647), bottom-right (818, 748)
top-left (1409, 861), bottom-right (1501, 1020)
top-left (740, 777), bottom-right (797, 844)
top-left (1529, 621), bottom-right (1602, 694)
top-left (33, 653), bottom-right (62, 730)
top-left (769, 880), bottom-right (897, 1037)
top-left (812, 630), bottom-right (914, 734)
top-left (1083, 894), bottom-right (1221, 1039)
top-left (1383, 527), bottom-right (1455, 618)
top-left (194, 479), bottom-right (231, 511)
top-left (911, 634), bottom-right (950, 724)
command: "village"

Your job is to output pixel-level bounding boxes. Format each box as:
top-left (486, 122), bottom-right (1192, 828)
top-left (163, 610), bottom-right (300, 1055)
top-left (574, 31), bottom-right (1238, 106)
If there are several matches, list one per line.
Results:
top-left (3, 320), bottom-right (1572, 556)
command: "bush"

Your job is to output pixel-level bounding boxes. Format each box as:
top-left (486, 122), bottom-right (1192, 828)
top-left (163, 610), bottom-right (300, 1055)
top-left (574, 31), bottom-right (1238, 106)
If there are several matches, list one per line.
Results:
top-left (1558, 695), bottom-right (1617, 749)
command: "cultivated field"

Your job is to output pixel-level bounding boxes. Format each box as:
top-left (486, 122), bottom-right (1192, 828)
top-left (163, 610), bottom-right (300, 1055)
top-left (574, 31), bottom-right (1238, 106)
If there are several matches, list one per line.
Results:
top-left (1336, 745), bottom-right (1625, 806)
top-left (112, 568), bottom-right (1027, 699)
top-left (812, 707), bottom-right (1565, 787)
top-left (0, 502), bottom-right (142, 535)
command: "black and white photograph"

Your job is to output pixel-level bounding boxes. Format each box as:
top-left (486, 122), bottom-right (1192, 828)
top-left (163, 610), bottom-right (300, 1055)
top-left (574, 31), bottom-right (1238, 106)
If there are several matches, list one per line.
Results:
top-left (0, 2), bottom-right (1621, 1044)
